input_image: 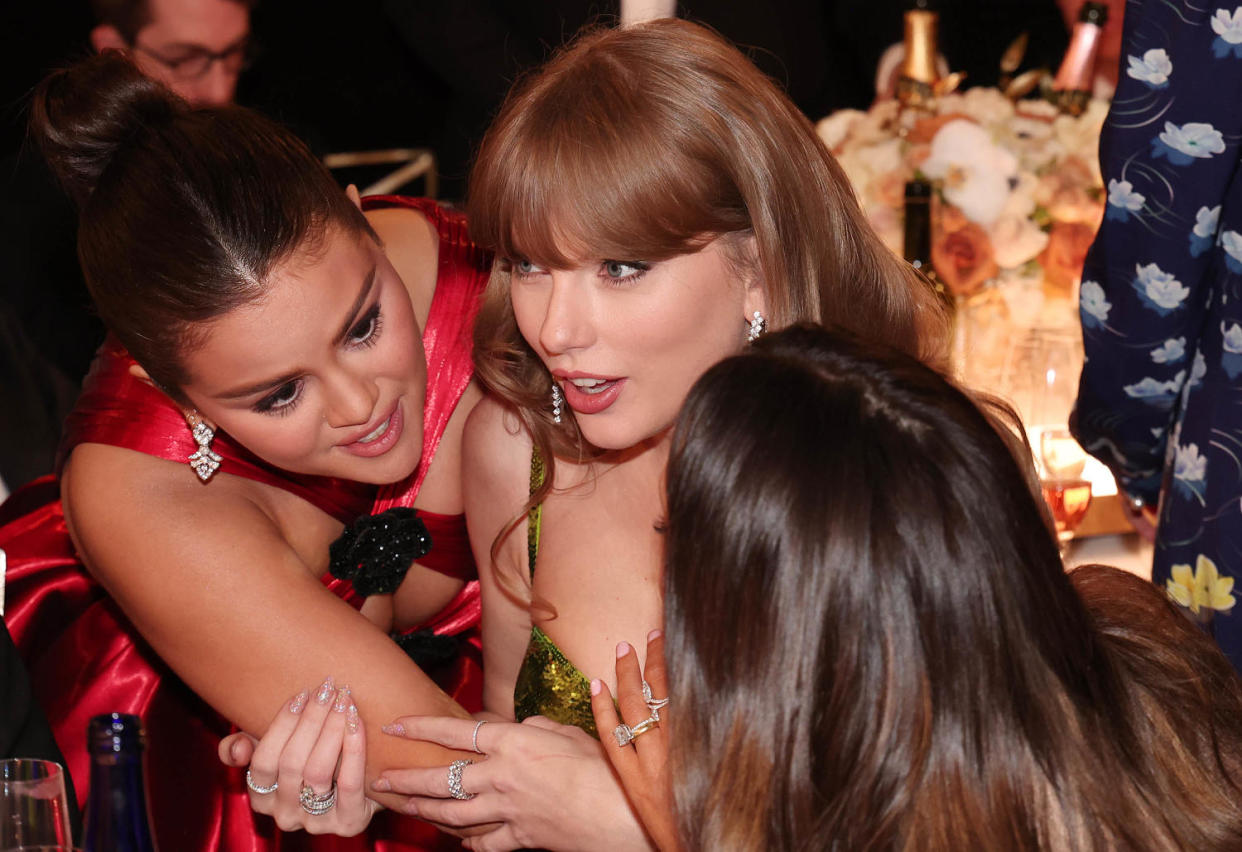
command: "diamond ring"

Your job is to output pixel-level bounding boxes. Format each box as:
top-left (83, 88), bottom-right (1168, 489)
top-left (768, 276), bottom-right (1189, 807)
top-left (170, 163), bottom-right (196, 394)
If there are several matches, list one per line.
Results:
top-left (245, 769), bottom-right (278, 795)
top-left (447, 758), bottom-right (475, 800)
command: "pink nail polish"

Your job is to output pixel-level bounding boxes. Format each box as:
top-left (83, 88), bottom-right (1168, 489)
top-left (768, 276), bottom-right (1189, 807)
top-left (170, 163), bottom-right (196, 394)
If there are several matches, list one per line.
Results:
top-left (333, 687), bottom-right (350, 713)
top-left (371, 777), bottom-right (391, 792)
top-left (616, 641), bottom-right (631, 658)
top-left (648, 629), bottom-right (663, 641)
top-left (346, 704), bottom-right (360, 733)
top-left (289, 689), bottom-right (308, 714)
top-left (381, 722), bottom-right (405, 737)
top-left (590, 678), bottom-right (602, 696)
top-left (316, 676), bottom-right (335, 705)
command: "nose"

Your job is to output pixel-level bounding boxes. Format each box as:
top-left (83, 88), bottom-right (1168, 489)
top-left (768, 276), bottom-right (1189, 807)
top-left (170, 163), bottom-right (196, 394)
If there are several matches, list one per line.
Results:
top-left (191, 62), bottom-right (239, 106)
top-left (538, 273), bottom-right (597, 357)
top-left (323, 365), bottom-right (379, 430)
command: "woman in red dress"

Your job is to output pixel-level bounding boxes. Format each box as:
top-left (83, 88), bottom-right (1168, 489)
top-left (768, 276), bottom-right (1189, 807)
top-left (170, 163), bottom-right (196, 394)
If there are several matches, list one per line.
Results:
top-left (0, 53), bottom-right (488, 850)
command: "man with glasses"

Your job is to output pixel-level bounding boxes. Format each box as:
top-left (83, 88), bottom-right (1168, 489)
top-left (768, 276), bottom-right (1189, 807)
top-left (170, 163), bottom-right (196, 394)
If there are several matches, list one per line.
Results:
top-left (89, 0), bottom-right (252, 106)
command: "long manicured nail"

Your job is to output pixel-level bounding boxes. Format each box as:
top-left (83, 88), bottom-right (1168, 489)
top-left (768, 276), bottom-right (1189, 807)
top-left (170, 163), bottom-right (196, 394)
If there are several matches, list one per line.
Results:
top-left (590, 678), bottom-right (602, 696)
top-left (289, 689), bottom-right (308, 715)
top-left (381, 722), bottom-right (405, 737)
top-left (616, 641), bottom-right (631, 658)
top-left (333, 686), bottom-right (351, 713)
top-left (316, 676), bottom-right (335, 705)
top-left (346, 704), bottom-right (360, 734)
top-left (371, 776), bottom-right (391, 792)
top-left (648, 629), bottom-right (663, 641)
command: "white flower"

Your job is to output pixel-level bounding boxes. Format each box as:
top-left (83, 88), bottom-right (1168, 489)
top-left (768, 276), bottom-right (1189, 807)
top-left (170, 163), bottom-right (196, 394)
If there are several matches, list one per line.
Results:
top-left (939, 87), bottom-right (1016, 129)
top-left (1136, 263), bottom-right (1191, 309)
top-left (1159, 121), bottom-right (1226, 159)
top-left (988, 214), bottom-right (1049, 268)
top-left (1175, 442), bottom-right (1208, 483)
top-left (1195, 205), bottom-right (1222, 238)
top-left (1223, 321), bottom-right (1242, 354)
top-left (1151, 337), bottom-right (1187, 363)
top-left (1221, 230), bottom-right (1242, 264)
top-left (1081, 280), bottom-right (1111, 321)
top-left (1108, 178), bottom-right (1145, 211)
top-left (1212, 7), bottom-right (1242, 44)
top-left (921, 119), bottom-right (1018, 226)
top-left (1192, 350), bottom-right (1208, 385)
top-left (815, 109), bottom-right (864, 150)
top-left (1124, 376), bottom-right (1178, 398)
top-left (1126, 48), bottom-right (1173, 85)
top-left (1054, 101), bottom-right (1108, 172)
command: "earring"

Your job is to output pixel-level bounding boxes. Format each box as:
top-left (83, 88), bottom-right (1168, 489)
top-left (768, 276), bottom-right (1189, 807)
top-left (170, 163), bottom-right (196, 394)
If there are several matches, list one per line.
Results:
top-left (185, 410), bottom-right (222, 483)
top-left (551, 383), bottom-right (563, 425)
top-left (746, 310), bottom-right (766, 343)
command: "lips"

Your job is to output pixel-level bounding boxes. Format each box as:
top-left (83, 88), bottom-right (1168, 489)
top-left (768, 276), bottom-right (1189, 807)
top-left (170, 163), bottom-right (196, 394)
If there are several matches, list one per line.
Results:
top-left (340, 400), bottom-right (404, 458)
top-left (557, 373), bottom-right (626, 416)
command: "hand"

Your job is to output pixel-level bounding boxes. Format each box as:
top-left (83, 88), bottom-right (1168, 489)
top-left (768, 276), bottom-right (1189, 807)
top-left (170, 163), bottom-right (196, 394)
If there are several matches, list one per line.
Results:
top-left (217, 677), bottom-right (378, 835)
top-left (373, 714), bottom-right (653, 851)
top-left (590, 632), bottom-right (680, 852)
top-left (1122, 496), bottom-right (1159, 544)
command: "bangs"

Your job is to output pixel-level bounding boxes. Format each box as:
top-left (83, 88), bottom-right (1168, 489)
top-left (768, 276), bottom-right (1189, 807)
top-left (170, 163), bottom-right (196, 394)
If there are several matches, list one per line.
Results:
top-left (468, 43), bottom-right (750, 267)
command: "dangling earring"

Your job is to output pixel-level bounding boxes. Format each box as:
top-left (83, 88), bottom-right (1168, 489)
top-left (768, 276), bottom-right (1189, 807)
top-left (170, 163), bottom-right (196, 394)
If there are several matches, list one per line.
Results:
top-left (551, 383), bottom-right (563, 424)
top-left (746, 310), bottom-right (766, 343)
top-left (185, 410), bottom-right (222, 483)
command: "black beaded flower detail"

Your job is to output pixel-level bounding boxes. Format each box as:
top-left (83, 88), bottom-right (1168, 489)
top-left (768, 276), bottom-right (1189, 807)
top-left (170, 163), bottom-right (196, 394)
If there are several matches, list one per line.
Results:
top-left (329, 507), bottom-right (432, 597)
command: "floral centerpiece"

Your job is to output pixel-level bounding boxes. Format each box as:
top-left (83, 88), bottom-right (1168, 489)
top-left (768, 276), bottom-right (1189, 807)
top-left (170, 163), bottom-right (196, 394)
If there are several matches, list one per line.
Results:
top-left (817, 88), bottom-right (1109, 392)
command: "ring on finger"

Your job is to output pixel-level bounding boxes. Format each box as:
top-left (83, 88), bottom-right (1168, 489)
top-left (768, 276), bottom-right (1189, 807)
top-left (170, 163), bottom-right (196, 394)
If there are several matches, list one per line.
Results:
top-left (245, 769), bottom-right (278, 795)
top-left (642, 680), bottom-right (671, 720)
top-left (299, 782), bottom-right (337, 815)
top-left (613, 715), bottom-right (659, 748)
top-left (447, 758), bottom-right (475, 800)
top-left (471, 719), bottom-right (487, 755)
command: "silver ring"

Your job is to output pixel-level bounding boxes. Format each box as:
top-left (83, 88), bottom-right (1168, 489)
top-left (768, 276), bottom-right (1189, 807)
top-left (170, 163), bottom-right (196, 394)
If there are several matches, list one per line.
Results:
top-left (613, 715), bottom-right (659, 747)
top-left (299, 782), bottom-right (337, 815)
top-left (245, 769), bottom-right (278, 795)
top-left (642, 680), bottom-right (670, 720)
top-left (471, 719), bottom-right (487, 754)
top-left (447, 758), bottom-right (474, 800)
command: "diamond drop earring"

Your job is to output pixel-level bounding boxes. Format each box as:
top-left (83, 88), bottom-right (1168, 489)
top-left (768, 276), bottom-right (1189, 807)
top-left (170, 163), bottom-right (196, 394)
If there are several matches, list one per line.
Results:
top-left (746, 310), bottom-right (767, 343)
top-left (185, 410), bottom-right (222, 483)
top-left (551, 382), bottom-right (563, 424)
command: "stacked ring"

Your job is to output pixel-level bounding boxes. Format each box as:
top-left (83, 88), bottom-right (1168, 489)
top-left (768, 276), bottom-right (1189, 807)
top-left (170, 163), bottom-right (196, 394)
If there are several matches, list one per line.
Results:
top-left (299, 783), bottom-right (338, 816)
top-left (613, 715), bottom-right (660, 747)
top-left (471, 719), bottom-right (487, 755)
top-left (245, 769), bottom-right (278, 795)
top-left (447, 759), bottom-right (475, 800)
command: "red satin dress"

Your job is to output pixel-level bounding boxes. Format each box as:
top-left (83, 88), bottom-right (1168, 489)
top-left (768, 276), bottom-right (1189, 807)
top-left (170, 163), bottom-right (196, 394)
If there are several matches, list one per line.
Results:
top-left (0, 197), bottom-right (490, 850)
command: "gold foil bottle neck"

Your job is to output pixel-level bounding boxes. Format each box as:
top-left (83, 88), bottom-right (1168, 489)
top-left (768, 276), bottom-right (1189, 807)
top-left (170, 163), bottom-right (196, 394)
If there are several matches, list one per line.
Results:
top-left (897, 8), bottom-right (940, 109)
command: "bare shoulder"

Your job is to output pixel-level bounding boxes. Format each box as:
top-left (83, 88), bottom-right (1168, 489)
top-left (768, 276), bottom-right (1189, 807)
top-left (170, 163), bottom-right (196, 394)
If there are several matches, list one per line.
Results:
top-left (463, 395), bottom-right (532, 494)
top-left (365, 204), bottom-right (439, 328)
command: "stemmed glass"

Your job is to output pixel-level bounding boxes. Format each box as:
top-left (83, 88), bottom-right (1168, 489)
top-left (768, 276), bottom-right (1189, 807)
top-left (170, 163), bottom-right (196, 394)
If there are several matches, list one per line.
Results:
top-left (0, 759), bottom-right (73, 851)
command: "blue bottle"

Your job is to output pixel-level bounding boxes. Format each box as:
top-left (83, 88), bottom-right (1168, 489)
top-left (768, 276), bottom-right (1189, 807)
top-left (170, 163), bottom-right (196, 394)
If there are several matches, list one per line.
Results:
top-left (82, 713), bottom-right (158, 852)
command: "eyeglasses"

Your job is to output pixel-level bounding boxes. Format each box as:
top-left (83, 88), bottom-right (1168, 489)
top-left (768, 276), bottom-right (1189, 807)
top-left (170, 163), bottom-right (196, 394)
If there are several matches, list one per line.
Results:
top-left (131, 38), bottom-right (254, 81)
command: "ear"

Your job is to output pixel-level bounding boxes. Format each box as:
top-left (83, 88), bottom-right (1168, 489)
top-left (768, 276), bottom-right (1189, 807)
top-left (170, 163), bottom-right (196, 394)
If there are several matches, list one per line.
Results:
top-left (90, 24), bottom-right (129, 53)
top-left (345, 184), bottom-right (363, 210)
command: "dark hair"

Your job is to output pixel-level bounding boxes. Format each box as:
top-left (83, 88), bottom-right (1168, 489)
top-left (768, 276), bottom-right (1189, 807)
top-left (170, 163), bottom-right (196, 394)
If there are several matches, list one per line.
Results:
top-left (663, 324), bottom-right (1242, 850)
top-left (468, 19), bottom-right (948, 530)
top-left (30, 52), bottom-right (370, 398)
top-left (90, 0), bottom-right (254, 43)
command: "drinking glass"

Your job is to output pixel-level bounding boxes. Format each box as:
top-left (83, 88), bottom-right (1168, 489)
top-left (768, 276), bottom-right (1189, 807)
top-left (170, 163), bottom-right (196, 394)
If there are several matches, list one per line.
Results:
top-left (0, 759), bottom-right (73, 851)
top-left (1039, 427), bottom-right (1093, 552)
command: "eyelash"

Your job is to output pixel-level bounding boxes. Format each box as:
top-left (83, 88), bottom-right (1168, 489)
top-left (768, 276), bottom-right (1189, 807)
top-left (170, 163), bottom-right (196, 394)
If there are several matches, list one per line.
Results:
top-left (250, 303), bottom-right (385, 416)
top-left (505, 259), bottom-right (651, 285)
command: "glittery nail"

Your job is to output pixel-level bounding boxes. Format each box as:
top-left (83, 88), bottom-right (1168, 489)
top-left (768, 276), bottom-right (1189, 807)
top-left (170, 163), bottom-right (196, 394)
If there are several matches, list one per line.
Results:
top-left (289, 689), bottom-right (309, 714)
top-left (316, 676), bottom-right (335, 705)
top-left (346, 704), bottom-right (360, 734)
top-left (333, 686), bottom-right (350, 713)
top-left (381, 722), bottom-right (405, 737)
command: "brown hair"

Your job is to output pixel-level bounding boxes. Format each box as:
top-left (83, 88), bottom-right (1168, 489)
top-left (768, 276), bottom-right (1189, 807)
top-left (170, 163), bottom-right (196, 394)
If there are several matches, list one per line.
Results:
top-left (30, 52), bottom-right (370, 398)
top-left (663, 324), bottom-right (1242, 850)
top-left (467, 18), bottom-right (948, 520)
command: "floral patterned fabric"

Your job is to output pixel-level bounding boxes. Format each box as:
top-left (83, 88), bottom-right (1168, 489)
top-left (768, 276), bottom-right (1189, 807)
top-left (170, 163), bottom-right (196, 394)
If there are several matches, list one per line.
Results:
top-left (1074, 0), bottom-right (1242, 664)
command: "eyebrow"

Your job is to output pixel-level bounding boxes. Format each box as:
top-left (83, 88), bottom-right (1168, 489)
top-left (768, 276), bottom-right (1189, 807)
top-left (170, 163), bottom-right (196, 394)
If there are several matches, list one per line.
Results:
top-left (216, 264), bottom-right (378, 400)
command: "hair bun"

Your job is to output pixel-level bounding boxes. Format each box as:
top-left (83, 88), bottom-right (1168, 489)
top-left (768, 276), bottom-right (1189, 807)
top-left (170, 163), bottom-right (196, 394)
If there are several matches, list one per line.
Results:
top-left (30, 51), bottom-right (182, 207)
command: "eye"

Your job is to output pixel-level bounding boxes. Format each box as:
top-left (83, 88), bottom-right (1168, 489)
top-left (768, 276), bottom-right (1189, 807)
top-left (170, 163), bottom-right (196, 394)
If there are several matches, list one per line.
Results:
top-left (253, 379), bottom-right (304, 415)
top-left (511, 259), bottom-right (548, 279)
top-left (602, 260), bottom-right (649, 283)
top-left (347, 304), bottom-right (383, 348)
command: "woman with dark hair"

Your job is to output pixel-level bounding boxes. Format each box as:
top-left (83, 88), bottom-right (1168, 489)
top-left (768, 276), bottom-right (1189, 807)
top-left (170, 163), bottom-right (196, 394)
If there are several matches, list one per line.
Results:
top-left (591, 324), bottom-right (1242, 850)
top-left (0, 52), bottom-right (491, 849)
top-left (242, 17), bottom-right (948, 850)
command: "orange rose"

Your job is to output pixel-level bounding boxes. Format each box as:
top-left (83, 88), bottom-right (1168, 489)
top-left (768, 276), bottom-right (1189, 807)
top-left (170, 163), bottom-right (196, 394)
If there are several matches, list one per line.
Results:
top-left (1039, 221), bottom-right (1098, 295)
top-left (932, 220), bottom-right (999, 297)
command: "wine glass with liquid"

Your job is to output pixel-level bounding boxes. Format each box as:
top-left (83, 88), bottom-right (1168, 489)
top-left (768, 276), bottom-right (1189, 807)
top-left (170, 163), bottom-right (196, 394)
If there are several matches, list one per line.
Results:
top-left (1039, 427), bottom-right (1093, 553)
top-left (0, 759), bottom-right (73, 851)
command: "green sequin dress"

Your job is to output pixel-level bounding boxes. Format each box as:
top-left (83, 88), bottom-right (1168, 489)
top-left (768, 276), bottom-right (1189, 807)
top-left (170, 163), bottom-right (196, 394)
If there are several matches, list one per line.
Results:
top-left (512, 450), bottom-right (600, 737)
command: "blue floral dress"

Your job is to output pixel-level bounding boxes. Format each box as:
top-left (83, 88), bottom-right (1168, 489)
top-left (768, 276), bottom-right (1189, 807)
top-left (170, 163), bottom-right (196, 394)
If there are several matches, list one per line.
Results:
top-left (1075, 0), bottom-right (1242, 666)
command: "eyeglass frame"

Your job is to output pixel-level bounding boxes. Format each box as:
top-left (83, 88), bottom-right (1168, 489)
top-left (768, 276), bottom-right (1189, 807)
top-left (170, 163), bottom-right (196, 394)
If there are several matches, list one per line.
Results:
top-left (130, 36), bottom-right (254, 81)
